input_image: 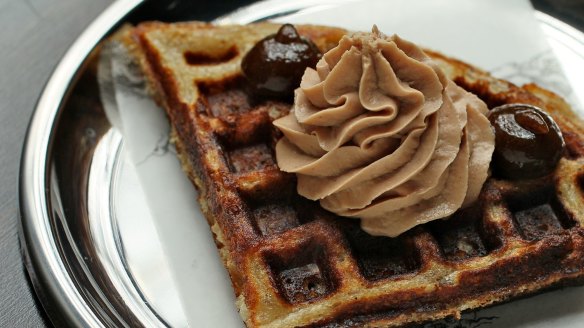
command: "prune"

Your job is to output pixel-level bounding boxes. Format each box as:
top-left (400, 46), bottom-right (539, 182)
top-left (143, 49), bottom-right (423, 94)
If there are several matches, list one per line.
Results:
top-left (488, 104), bottom-right (565, 179)
top-left (241, 24), bottom-right (321, 100)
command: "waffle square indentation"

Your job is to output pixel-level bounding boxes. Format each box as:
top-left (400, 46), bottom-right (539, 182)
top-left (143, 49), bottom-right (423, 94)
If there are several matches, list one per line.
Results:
top-left (184, 46), bottom-right (238, 66)
top-left (206, 87), bottom-right (251, 117)
top-left (507, 187), bottom-right (572, 241)
top-left (514, 204), bottom-right (564, 240)
top-left (253, 204), bottom-right (299, 236)
top-left (228, 143), bottom-right (274, 173)
top-left (342, 222), bottom-right (420, 281)
top-left (267, 243), bottom-right (335, 304)
top-left (428, 206), bottom-right (496, 261)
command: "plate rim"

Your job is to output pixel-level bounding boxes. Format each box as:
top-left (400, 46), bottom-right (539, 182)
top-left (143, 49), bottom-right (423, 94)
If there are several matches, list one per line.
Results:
top-left (19, 1), bottom-right (145, 327)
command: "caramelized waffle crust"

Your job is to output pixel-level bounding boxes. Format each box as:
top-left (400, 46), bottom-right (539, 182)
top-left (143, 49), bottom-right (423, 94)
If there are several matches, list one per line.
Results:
top-left (118, 22), bottom-right (584, 327)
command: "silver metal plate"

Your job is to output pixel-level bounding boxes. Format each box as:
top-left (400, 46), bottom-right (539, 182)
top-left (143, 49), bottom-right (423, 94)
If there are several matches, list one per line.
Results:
top-left (19, 0), bottom-right (584, 327)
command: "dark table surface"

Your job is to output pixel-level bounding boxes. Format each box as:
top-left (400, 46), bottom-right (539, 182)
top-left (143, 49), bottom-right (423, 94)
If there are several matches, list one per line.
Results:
top-left (1, 0), bottom-right (583, 327)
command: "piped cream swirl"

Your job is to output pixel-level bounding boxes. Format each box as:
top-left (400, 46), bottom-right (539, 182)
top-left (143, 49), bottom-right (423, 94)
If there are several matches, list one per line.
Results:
top-left (273, 27), bottom-right (494, 237)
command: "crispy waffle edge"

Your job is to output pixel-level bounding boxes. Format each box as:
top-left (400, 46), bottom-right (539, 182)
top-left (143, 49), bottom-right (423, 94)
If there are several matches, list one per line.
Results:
top-left (110, 22), bottom-right (584, 327)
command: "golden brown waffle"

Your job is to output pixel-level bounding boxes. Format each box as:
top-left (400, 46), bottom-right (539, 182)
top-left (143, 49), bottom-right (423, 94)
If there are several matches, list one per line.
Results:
top-left (117, 22), bottom-right (584, 327)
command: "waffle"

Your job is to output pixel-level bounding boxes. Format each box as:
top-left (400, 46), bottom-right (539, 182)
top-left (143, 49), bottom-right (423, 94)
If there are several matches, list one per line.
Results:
top-left (116, 21), bottom-right (584, 327)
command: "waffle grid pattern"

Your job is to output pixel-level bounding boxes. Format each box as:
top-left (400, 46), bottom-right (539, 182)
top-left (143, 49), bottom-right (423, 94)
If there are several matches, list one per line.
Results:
top-left (197, 80), bottom-right (584, 328)
top-left (132, 22), bottom-right (584, 327)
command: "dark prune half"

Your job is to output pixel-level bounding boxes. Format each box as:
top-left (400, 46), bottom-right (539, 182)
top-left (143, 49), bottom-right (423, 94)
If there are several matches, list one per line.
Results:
top-left (488, 103), bottom-right (565, 180)
top-left (241, 24), bottom-right (321, 100)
